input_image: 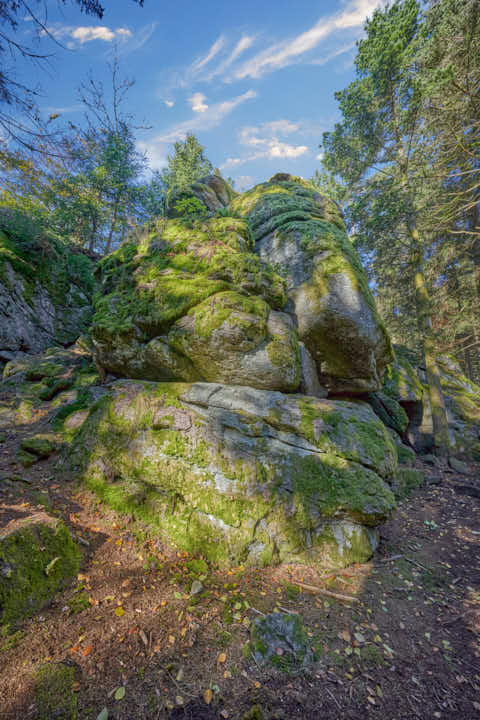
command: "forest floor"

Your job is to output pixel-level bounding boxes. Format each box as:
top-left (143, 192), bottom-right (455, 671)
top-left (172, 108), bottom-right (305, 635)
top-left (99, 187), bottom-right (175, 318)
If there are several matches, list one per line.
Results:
top-left (0, 380), bottom-right (479, 720)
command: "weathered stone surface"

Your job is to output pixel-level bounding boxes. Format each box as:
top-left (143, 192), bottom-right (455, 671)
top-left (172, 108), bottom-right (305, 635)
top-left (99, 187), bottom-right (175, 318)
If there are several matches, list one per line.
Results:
top-left (0, 513), bottom-right (81, 630)
top-left (365, 391), bottom-right (409, 436)
top-left (92, 174), bottom-right (393, 396)
top-left (70, 380), bottom-right (396, 570)
top-left (248, 612), bottom-right (313, 668)
top-left (167, 174), bottom-right (236, 217)
top-left (230, 174), bottom-right (393, 393)
top-left (0, 225), bottom-right (93, 360)
top-left (91, 210), bottom-right (295, 390)
top-left (383, 350), bottom-right (480, 459)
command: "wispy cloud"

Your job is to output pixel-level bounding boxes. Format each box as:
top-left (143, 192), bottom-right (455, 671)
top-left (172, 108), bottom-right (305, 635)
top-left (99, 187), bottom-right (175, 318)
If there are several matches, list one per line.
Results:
top-left (206, 35), bottom-right (256, 80)
top-left (232, 0), bottom-right (381, 79)
top-left (190, 35), bottom-right (226, 73)
top-left (165, 100), bottom-right (175, 108)
top-left (137, 140), bottom-right (169, 170)
top-left (189, 92), bottom-right (208, 113)
top-left (116, 22), bottom-right (158, 56)
top-left (141, 90), bottom-right (257, 169)
top-left (155, 89), bottom-right (257, 144)
top-left (221, 119), bottom-right (309, 169)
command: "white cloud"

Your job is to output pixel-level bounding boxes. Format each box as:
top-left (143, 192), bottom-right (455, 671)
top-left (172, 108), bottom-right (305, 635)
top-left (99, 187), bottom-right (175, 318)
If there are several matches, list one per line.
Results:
top-left (206, 35), bottom-right (256, 80)
top-left (48, 24), bottom-right (132, 45)
top-left (221, 119), bottom-right (309, 169)
top-left (191, 35), bottom-right (226, 73)
top-left (189, 92), bottom-right (209, 113)
top-left (233, 0), bottom-right (382, 79)
top-left (156, 89), bottom-right (257, 144)
top-left (165, 100), bottom-right (175, 108)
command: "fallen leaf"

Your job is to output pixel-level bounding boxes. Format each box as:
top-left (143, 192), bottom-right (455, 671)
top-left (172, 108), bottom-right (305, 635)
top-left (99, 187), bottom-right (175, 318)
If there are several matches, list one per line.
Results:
top-left (96, 709), bottom-right (108, 720)
top-left (338, 630), bottom-right (351, 643)
top-left (114, 686), bottom-right (125, 701)
top-left (204, 689), bottom-right (213, 705)
top-left (139, 630), bottom-right (148, 647)
top-left (218, 652), bottom-right (227, 664)
top-left (114, 607), bottom-right (125, 617)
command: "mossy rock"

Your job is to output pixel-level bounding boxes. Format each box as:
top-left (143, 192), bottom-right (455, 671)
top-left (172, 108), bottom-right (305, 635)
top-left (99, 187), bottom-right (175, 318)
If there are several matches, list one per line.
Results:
top-left (20, 433), bottom-right (59, 458)
top-left (248, 612), bottom-right (313, 669)
top-left (34, 662), bottom-right (78, 720)
top-left (392, 467), bottom-right (424, 500)
top-left (230, 174), bottom-right (393, 394)
top-left (16, 448), bottom-right (38, 467)
top-left (365, 391), bottom-right (409, 435)
top-left (0, 220), bottom-right (94, 357)
top-left (396, 442), bottom-right (416, 466)
top-left (91, 207), bottom-right (290, 389)
top-left (0, 513), bottom-right (81, 631)
top-left (70, 380), bottom-right (396, 571)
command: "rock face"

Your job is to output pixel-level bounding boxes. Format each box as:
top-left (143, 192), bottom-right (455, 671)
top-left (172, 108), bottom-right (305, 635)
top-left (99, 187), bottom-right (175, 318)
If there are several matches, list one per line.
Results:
top-left (71, 380), bottom-right (396, 569)
top-left (381, 349), bottom-right (480, 458)
top-left (230, 174), bottom-right (393, 393)
top-left (0, 224), bottom-right (94, 365)
top-left (91, 174), bottom-right (393, 395)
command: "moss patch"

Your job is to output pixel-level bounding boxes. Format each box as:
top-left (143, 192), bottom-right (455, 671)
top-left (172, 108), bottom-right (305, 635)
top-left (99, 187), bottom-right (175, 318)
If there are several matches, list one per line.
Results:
top-left (34, 662), bottom-right (78, 720)
top-left (0, 516), bottom-right (81, 631)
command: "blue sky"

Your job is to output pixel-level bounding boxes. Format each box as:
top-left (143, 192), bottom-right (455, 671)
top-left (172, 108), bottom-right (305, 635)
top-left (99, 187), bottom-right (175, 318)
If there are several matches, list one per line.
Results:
top-left (19, 0), bottom-right (384, 189)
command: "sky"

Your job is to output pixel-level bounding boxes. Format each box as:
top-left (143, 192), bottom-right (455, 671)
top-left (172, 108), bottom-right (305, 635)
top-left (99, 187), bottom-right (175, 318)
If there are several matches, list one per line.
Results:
top-left (17, 0), bottom-right (385, 190)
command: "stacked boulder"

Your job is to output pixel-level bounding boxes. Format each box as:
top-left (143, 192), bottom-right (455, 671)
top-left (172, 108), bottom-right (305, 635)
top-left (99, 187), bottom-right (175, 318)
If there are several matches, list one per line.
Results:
top-left (70, 174), bottom-right (398, 569)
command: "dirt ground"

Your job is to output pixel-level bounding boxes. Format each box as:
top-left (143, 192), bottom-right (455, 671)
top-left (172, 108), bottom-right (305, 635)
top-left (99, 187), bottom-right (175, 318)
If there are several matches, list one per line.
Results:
top-left (0, 380), bottom-right (479, 720)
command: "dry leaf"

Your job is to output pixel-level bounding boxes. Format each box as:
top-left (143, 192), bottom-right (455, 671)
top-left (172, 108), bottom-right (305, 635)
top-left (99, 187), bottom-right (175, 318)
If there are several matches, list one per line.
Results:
top-left (204, 689), bottom-right (213, 705)
top-left (218, 652), bottom-right (227, 663)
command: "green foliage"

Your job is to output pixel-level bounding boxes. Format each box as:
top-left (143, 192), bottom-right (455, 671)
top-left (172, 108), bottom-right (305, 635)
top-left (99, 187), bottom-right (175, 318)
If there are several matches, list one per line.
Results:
top-left (161, 133), bottom-right (214, 192)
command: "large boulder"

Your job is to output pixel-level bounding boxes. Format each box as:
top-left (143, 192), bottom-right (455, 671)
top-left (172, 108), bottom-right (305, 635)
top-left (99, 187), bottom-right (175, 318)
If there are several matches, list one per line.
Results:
top-left (229, 174), bottom-right (394, 393)
top-left (70, 380), bottom-right (397, 570)
top-left (92, 174), bottom-right (393, 396)
top-left (91, 212), bottom-right (301, 391)
top-left (0, 221), bottom-right (94, 364)
top-left (167, 174), bottom-right (236, 217)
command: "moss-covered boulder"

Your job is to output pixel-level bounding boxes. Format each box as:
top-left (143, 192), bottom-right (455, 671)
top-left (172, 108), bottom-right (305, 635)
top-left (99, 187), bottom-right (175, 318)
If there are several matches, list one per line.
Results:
top-left (91, 173), bottom-right (394, 396)
top-left (91, 208), bottom-right (298, 391)
top-left (248, 612), bottom-right (313, 669)
top-left (167, 174), bottom-right (236, 217)
top-left (0, 220), bottom-right (94, 362)
top-left (230, 174), bottom-right (393, 394)
top-left (20, 433), bottom-right (59, 458)
top-left (385, 349), bottom-right (480, 457)
top-left (0, 513), bottom-right (81, 631)
top-left (70, 380), bottom-right (396, 570)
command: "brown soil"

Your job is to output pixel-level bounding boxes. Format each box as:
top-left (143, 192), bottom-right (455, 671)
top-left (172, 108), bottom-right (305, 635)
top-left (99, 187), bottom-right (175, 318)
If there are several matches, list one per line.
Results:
top-left (0, 381), bottom-right (479, 720)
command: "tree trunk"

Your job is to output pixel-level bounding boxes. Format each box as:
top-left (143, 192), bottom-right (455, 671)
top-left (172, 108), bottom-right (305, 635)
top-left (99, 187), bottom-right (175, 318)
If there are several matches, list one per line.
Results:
top-left (412, 241), bottom-right (451, 455)
top-left (105, 198), bottom-right (119, 255)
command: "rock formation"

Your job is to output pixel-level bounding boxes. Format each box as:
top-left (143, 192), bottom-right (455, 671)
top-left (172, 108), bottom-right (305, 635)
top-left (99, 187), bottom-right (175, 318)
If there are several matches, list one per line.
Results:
top-left (0, 220), bottom-right (94, 367)
top-left (3, 173), bottom-right (480, 573)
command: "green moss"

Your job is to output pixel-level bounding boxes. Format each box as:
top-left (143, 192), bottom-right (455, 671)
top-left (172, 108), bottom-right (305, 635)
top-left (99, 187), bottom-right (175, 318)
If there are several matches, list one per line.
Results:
top-left (67, 587), bottom-right (91, 614)
top-left (289, 454), bottom-right (395, 527)
top-left (396, 443), bottom-right (416, 466)
top-left (16, 448), bottom-right (38, 467)
top-left (34, 662), bottom-right (78, 720)
top-left (0, 519), bottom-right (81, 631)
top-left (20, 434), bottom-right (58, 458)
top-left (393, 467), bottom-right (424, 500)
